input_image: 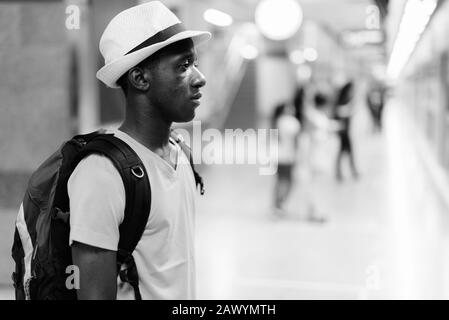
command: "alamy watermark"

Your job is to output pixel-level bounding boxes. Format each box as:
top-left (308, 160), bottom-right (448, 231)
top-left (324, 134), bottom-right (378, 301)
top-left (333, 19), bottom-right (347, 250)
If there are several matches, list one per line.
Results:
top-left (365, 264), bottom-right (381, 291)
top-left (65, 265), bottom-right (80, 290)
top-left (65, 5), bottom-right (80, 30)
top-left (174, 121), bottom-right (279, 175)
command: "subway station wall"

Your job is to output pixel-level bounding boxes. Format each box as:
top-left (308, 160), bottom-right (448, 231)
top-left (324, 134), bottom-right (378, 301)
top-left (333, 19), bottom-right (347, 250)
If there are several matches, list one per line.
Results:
top-left (397, 1), bottom-right (449, 175)
top-left (0, 2), bottom-right (72, 208)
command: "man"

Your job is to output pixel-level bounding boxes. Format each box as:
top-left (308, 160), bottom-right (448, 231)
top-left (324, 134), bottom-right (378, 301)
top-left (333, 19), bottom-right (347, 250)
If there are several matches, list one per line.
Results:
top-left (68, 1), bottom-right (210, 299)
top-left (333, 81), bottom-right (359, 181)
top-left (366, 83), bottom-right (385, 132)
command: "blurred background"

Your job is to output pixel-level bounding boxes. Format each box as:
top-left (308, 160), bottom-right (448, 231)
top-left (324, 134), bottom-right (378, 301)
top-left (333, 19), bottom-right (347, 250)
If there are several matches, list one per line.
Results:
top-left (2, 0), bottom-right (449, 299)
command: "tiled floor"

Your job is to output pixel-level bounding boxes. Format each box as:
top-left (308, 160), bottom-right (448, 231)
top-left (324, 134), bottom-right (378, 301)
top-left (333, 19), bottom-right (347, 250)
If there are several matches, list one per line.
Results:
top-left (195, 100), bottom-right (449, 300)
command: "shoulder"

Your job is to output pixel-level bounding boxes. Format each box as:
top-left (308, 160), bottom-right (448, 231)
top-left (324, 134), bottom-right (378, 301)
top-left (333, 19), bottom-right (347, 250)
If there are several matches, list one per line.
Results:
top-left (68, 153), bottom-right (124, 200)
top-left (72, 154), bottom-right (120, 177)
top-left (68, 154), bottom-right (126, 251)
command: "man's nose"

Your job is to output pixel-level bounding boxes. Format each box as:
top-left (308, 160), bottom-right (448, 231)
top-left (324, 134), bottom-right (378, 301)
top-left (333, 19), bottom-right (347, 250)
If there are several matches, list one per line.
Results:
top-left (191, 67), bottom-right (206, 88)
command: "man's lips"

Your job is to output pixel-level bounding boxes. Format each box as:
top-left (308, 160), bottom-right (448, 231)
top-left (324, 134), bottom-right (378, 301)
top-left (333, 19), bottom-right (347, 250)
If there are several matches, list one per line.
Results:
top-left (190, 92), bottom-right (203, 106)
top-left (191, 93), bottom-right (202, 100)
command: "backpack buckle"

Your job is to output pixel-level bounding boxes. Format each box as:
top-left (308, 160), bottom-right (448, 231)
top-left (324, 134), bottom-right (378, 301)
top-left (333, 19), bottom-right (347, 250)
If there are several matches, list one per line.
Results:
top-left (131, 166), bottom-right (145, 179)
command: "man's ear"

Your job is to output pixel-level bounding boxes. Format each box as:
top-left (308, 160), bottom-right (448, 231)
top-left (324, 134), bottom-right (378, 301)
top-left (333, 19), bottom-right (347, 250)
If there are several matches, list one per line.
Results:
top-left (127, 67), bottom-right (150, 91)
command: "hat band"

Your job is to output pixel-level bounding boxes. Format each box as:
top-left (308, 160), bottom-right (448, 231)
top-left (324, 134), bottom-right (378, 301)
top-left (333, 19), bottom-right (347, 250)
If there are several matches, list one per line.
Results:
top-left (125, 23), bottom-right (186, 55)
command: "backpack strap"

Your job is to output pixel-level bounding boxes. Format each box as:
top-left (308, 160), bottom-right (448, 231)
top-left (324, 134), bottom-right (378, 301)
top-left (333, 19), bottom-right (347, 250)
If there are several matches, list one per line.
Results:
top-left (72, 133), bottom-right (151, 300)
top-left (170, 130), bottom-right (205, 195)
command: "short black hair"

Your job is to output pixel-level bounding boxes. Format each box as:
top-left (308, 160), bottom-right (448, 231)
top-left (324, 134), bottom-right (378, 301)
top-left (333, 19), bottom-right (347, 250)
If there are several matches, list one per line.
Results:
top-left (117, 72), bottom-right (129, 96)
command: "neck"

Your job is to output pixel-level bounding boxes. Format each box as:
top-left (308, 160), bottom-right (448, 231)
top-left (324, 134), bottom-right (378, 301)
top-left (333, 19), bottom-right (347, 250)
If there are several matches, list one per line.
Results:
top-left (118, 95), bottom-right (171, 151)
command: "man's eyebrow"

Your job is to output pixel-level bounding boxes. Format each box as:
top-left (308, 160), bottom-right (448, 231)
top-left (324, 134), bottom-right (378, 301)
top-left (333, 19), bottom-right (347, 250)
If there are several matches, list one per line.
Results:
top-left (175, 51), bottom-right (197, 61)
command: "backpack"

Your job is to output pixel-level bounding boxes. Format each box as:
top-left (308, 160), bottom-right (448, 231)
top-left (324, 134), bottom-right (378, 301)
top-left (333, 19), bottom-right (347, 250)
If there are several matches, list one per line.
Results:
top-left (11, 129), bottom-right (204, 300)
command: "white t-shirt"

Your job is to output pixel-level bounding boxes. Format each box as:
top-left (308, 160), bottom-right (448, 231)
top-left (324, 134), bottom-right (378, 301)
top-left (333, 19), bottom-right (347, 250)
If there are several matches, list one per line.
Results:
top-left (276, 114), bottom-right (301, 164)
top-left (67, 129), bottom-right (197, 300)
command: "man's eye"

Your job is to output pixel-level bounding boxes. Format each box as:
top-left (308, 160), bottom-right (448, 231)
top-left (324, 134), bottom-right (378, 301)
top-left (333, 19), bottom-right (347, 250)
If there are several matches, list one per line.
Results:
top-left (180, 60), bottom-right (191, 70)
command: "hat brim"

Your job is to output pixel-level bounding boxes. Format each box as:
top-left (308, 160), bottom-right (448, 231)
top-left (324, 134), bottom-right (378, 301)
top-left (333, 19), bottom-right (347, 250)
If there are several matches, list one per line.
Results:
top-left (96, 30), bottom-right (211, 88)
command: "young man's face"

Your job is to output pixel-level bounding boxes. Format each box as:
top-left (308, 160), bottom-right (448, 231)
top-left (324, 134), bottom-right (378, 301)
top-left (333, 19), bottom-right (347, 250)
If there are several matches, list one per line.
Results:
top-left (145, 39), bottom-right (206, 123)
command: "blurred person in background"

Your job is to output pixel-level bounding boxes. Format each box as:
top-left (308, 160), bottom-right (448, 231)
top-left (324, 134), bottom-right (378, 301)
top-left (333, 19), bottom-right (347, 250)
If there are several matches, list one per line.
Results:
top-left (295, 87), bottom-right (339, 223)
top-left (307, 90), bottom-right (341, 174)
top-left (332, 80), bottom-right (359, 182)
top-left (271, 101), bottom-right (301, 217)
top-left (366, 82), bottom-right (386, 133)
top-left (293, 86), bottom-right (306, 126)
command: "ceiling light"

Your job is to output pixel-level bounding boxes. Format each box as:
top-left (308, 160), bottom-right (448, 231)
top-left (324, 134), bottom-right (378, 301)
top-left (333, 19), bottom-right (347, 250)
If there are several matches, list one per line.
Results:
top-left (289, 50), bottom-right (305, 64)
top-left (303, 48), bottom-right (318, 62)
top-left (387, 0), bottom-right (437, 79)
top-left (255, 0), bottom-right (303, 41)
top-left (203, 9), bottom-right (233, 27)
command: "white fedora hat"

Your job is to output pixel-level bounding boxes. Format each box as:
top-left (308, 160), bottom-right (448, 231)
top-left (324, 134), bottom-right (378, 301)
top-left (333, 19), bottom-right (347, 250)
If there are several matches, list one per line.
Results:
top-left (96, 1), bottom-right (211, 88)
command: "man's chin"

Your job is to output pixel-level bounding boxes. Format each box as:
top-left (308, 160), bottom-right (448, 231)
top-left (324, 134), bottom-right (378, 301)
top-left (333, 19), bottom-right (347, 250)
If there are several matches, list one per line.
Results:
top-left (175, 111), bottom-right (195, 123)
top-left (185, 112), bottom-right (196, 122)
